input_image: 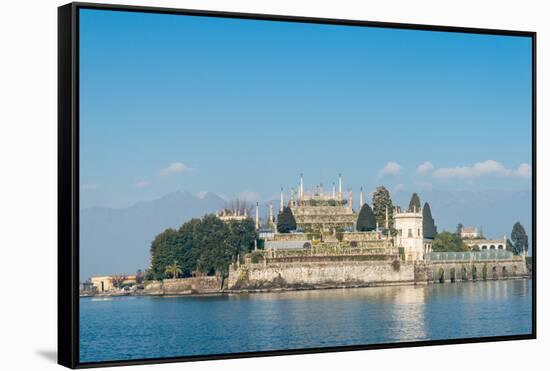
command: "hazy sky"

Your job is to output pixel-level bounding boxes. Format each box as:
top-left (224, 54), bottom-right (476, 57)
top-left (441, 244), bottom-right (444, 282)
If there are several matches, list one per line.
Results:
top-left (79, 9), bottom-right (532, 209)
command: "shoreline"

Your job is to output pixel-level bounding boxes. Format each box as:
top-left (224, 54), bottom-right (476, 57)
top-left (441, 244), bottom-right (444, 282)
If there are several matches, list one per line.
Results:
top-left (80, 275), bottom-right (531, 298)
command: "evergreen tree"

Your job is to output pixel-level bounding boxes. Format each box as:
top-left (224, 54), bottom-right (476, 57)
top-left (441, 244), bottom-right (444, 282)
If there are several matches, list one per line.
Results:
top-left (408, 193), bottom-right (421, 212)
top-left (356, 203), bottom-right (376, 232)
top-left (456, 223), bottom-right (464, 237)
top-left (505, 238), bottom-right (517, 255)
top-left (422, 202), bottom-right (437, 239)
top-left (148, 215), bottom-right (257, 280)
top-left (149, 228), bottom-right (186, 280)
top-left (277, 206), bottom-right (297, 233)
top-left (372, 186), bottom-right (394, 228)
top-left (432, 232), bottom-right (468, 252)
top-left (226, 218), bottom-right (258, 259)
top-left (195, 215), bottom-right (232, 276)
top-left (511, 222), bottom-right (528, 255)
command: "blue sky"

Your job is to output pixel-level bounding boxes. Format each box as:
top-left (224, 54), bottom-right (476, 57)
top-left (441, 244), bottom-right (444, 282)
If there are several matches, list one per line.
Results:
top-left (79, 9), bottom-right (532, 209)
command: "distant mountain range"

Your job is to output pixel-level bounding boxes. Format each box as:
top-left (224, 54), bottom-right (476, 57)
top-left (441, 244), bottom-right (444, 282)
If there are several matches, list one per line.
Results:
top-left (80, 191), bottom-right (225, 280)
top-left (393, 188), bottom-right (532, 246)
top-left (80, 188), bottom-right (532, 280)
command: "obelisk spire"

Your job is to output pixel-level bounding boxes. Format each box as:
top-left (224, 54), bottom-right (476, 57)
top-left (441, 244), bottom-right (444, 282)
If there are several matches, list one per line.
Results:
top-left (280, 187), bottom-right (284, 212)
top-left (338, 173), bottom-right (342, 199)
top-left (300, 173), bottom-right (304, 199)
top-left (269, 203), bottom-right (274, 228)
top-left (255, 202), bottom-right (259, 230)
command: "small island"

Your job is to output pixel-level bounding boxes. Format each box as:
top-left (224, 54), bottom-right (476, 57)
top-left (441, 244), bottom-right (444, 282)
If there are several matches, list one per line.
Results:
top-left (80, 174), bottom-right (530, 297)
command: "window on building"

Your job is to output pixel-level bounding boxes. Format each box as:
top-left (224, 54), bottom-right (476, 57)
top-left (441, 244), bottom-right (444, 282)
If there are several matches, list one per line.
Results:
top-left (408, 229), bottom-right (412, 238)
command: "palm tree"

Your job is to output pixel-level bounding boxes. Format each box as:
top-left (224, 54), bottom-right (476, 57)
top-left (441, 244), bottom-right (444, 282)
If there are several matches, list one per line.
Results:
top-left (164, 261), bottom-right (182, 279)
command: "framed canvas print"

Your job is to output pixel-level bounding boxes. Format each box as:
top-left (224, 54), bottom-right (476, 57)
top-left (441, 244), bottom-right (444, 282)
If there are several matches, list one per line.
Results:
top-left (58, 2), bottom-right (536, 368)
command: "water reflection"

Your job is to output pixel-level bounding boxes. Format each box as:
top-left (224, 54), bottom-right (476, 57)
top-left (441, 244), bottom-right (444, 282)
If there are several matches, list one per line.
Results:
top-left (80, 280), bottom-right (532, 363)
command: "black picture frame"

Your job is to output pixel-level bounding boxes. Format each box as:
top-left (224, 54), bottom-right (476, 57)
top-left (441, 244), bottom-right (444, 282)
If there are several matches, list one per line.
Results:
top-left (58, 2), bottom-right (537, 369)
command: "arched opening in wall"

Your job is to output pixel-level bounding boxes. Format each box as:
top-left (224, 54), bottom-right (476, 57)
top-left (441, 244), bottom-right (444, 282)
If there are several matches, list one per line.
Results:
top-left (498, 245), bottom-right (504, 250)
top-left (482, 263), bottom-right (488, 280)
top-left (490, 245), bottom-right (496, 250)
top-left (461, 265), bottom-right (468, 281)
top-left (438, 268), bottom-right (445, 283)
top-left (512, 265), bottom-right (518, 276)
top-left (481, 245), bottom-right (487, 250)
top-left (492, 266), bottom-right (498, 279)
top-left (502, 266), bottom-right (508, 278)
top-left (450, 268), bottom-right (456, 283)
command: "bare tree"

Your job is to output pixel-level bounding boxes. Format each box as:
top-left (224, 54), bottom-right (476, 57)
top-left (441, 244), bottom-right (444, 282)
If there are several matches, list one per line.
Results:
top-left (135, 269), bottom-right (145, 284)
top-left (111, 275), bottom-right (127, 288)
top-left (224, 199), bottom-right (252, 216)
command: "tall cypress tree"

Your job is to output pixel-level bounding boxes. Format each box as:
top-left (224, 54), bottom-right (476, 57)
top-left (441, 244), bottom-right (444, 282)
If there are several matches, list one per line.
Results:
top-left (356, 203), bottom-right (376, 232)
top-left (372, 186), bottom-right (393, 228)
top-left (422, 202), bottom-right (437, 239)
top-left (408, 193), bottom-right (421, 212)
top-left (511, 222), bottom-right (528, 255)
top-left (277, 206), bottom-right (297, 233)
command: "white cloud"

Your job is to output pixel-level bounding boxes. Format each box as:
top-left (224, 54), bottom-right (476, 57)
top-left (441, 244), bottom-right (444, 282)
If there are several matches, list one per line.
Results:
top-left (433, 160), bottom-right (532, 180)
top-left (134, 178), bottom-right (150, 188)
top-left (82, 184), bottom-right (100, 191)
top-left (197, 191), bottom-right (208, 199)
top-left (516, 163), bottom-right (532, 178)
top-left (378, 162), bottom-right (401, 178)
top-left (416, 161), bottom-right (434, 175)
top-left (158, 162), bottom-right (191, 176)
top-left (237, 190), bottom-right (260, 202)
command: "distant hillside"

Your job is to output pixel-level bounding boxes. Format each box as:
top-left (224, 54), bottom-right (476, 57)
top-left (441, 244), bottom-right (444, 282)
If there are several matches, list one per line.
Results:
top-left (80, 188), bottom-right (532, 280)
top-left (392, 189), bottom-right (532, 250)
top-left (80, 191), bottom-right (225, 280)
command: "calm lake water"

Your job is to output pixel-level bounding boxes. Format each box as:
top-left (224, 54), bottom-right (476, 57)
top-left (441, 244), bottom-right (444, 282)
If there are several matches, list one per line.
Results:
top-left (80, 279), bottom-right (532, 363)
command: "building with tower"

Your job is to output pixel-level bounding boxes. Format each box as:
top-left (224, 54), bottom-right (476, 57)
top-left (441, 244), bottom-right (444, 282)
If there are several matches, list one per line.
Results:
top-left (215, 172), bottom-right (526, 290)
top-left (394, 206), bottom-right (432, 261)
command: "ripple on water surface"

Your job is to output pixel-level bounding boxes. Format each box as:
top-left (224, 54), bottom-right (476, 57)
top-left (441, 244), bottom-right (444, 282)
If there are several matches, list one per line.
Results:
top-left (79, 280), bottom-right (532, 363)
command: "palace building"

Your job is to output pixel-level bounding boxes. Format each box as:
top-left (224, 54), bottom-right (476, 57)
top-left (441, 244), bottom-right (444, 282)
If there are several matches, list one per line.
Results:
top-left (223, 173), bottom-right (527, 290)
top-left (255, 174), bottom-right (430, 262)
top-left (219, 174), bottom-right (509, 264)
top-left (288, 174), bottom-right (357, 233)
top-left (217, 208), bottom-right (249, 222)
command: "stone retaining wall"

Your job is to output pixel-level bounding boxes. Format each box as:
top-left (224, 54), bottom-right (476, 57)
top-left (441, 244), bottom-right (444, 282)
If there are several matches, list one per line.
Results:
top-left (415, 259), bottom-right (527, 284)
top-left (143, 276), bottom-right (222, 295)
top-left (342, 232), bottom-right (380, 241)
top-left (228, 257), bottom-right (528, 291)
top-left (141, 258), bottom-right (528, 296)
top-left (227, 259), bottom-right (415, 290)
